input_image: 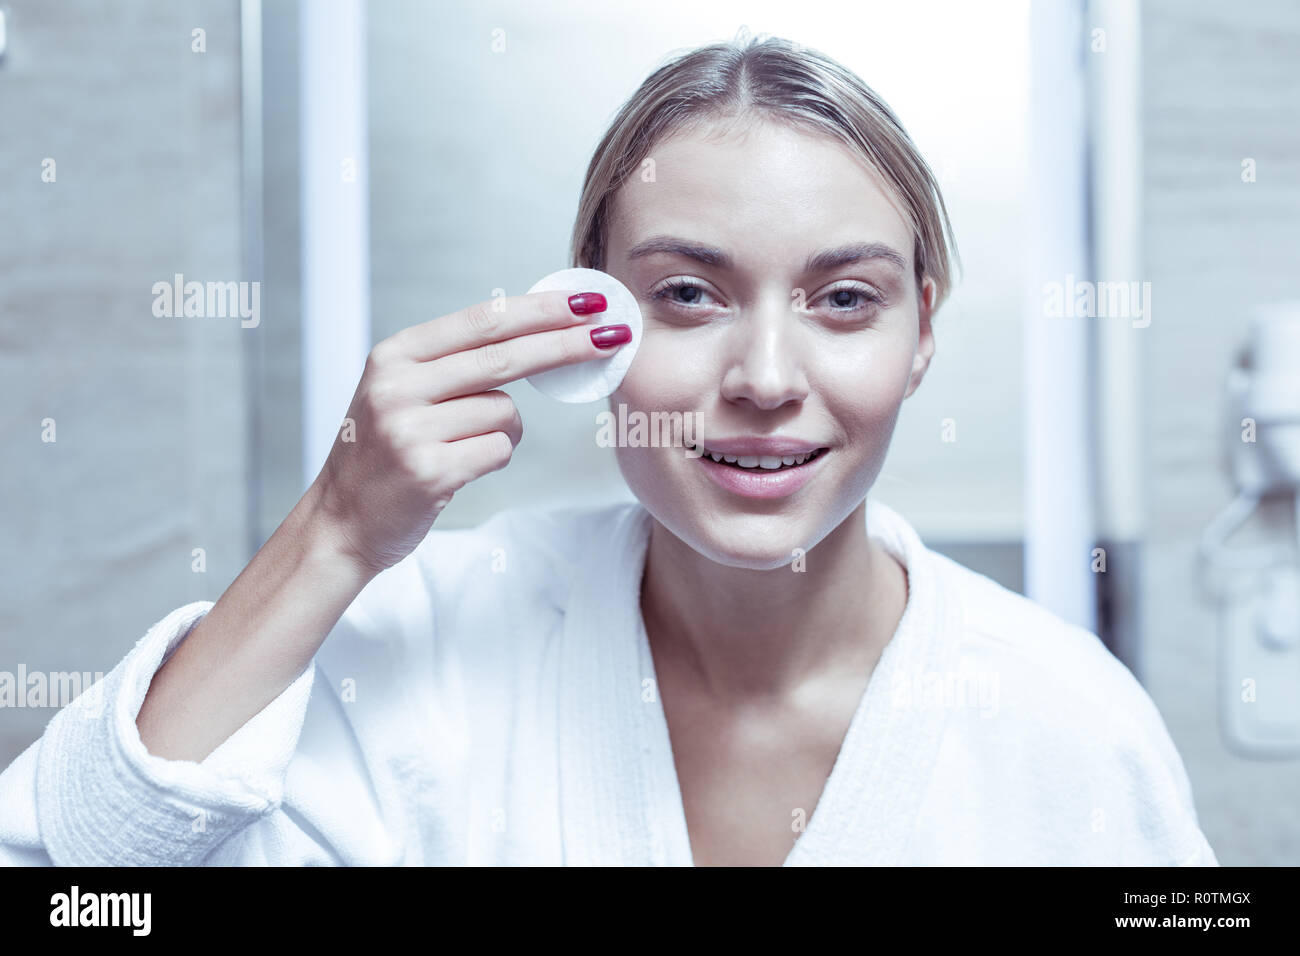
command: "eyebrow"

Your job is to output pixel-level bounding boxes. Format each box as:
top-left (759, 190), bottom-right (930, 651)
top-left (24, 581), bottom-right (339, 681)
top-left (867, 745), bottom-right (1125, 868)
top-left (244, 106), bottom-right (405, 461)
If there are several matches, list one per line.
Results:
top-left (624, 235), bottom-right (908, 275)
top-left (805, 241), bottom-right (908, 275)
top-left (625, 236), bottom-right (734, 268)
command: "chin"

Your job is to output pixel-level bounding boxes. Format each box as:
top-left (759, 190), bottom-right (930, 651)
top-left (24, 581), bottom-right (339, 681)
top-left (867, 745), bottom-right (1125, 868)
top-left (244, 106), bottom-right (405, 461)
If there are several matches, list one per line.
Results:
top-left (618, 445), bottom-right (875, 567)
top-left (674, 524), bottom-right (808, 571)
top-left (701, 530), bottom-right (807, 570)
top-left (643, 492), bottom-right (827, 570)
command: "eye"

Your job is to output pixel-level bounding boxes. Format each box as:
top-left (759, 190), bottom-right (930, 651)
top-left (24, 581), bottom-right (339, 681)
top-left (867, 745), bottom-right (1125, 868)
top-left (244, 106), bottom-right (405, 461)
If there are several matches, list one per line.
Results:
top-left (649, 276), bottom-right (720, 311)
top-left (817, 281), bottom-right (885, 316)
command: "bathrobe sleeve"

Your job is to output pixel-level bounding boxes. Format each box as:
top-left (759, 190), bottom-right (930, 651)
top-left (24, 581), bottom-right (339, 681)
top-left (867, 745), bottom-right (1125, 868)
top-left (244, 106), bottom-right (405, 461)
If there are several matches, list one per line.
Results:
top-left (0, 600), bottom-right (319, 866)
top-left (0, 505), bottom-right (561, 867)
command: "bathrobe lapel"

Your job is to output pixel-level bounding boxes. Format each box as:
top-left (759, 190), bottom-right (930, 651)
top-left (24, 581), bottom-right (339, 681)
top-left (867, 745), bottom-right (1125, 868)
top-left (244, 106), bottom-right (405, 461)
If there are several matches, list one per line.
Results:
top-left (557, 502), bottom-right (679, 865)
top-left (783, 500), bottom-right (964, 865)
top-left (557, 498), bottom-right (963, 866)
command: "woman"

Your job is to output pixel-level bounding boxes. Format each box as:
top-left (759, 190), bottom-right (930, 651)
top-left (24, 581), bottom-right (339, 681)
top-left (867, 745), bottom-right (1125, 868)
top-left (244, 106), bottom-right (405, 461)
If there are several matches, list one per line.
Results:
top-left (0, 35), bottom-right (1217, 866)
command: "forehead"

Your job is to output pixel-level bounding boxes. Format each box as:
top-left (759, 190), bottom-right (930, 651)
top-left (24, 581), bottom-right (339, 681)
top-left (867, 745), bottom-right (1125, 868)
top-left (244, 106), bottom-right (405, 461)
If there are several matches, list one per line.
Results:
top-left (607, 117), bottom-right (913, 263)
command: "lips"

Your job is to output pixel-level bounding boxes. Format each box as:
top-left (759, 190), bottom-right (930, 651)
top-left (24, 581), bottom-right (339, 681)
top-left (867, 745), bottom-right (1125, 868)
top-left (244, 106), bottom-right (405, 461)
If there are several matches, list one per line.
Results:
top-left (692, 440), bottom-right (830, 499)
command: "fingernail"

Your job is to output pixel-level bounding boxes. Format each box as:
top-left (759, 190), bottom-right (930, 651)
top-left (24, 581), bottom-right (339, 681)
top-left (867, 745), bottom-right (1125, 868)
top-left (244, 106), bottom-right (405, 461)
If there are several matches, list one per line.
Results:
top-left (590, 324), bottom-right (631, 349)
top-left (568, 292), bottom-right (607, 315)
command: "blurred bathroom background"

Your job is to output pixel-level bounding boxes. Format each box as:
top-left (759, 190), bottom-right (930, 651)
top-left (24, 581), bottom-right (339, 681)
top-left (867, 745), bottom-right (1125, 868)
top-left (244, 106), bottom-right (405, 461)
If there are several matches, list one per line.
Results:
top-left (1, 0), bottom-right (1297, 863)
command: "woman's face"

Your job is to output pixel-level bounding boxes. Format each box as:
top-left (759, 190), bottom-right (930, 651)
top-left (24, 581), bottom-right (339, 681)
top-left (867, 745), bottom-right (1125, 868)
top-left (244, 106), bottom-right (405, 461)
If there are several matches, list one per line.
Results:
top-left (604, 115), bottom-right (936, 570)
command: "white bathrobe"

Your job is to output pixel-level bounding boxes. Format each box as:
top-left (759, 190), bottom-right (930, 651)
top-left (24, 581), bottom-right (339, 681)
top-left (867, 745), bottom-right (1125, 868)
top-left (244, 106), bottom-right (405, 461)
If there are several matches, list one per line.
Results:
top-left (0, 498), bottom-right (1219, 866)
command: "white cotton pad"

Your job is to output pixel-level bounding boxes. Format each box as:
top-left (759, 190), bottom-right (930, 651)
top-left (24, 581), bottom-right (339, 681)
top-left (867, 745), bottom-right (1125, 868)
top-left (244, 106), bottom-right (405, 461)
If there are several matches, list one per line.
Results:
top-left (525, 267), bottom-right (643, 403)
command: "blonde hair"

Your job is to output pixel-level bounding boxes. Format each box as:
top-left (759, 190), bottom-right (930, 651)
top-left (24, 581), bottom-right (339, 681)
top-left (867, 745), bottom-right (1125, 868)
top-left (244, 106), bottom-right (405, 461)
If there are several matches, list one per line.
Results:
top-left (570, 33), bottom-right (961, 311)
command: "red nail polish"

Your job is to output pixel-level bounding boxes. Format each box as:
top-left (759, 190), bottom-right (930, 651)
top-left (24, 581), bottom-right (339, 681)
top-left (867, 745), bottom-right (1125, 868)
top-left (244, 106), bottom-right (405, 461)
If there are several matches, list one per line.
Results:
top-left (590, 324), bottom-right (631, 349)
top-left (568, 292), bottom-right (607, 315)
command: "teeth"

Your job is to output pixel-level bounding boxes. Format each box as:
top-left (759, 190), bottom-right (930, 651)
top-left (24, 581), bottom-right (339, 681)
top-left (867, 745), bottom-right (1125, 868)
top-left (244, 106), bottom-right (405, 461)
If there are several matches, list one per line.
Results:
top-left (693, 443), bottom-right (822, 468)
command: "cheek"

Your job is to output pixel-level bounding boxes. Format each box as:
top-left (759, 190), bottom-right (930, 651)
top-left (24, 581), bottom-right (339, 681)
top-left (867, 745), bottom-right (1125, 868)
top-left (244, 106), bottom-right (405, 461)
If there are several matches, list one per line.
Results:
top-left (813, 329), bottom-right (915, 398)
top-left (611, 329), bottom-right (706, 411)
top-left (809, 341), bottom-right (916, 469)
top-left (820, 362), bottom-right (906, 419)
top-left (608, 335), bottom-right (713, 494)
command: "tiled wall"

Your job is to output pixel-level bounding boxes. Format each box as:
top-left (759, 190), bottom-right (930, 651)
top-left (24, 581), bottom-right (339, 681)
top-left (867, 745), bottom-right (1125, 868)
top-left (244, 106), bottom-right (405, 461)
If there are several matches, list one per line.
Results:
top-left (0, 0), bottom-right (246, 767)
top-left (1140, 0), bottom-right (1300, 865)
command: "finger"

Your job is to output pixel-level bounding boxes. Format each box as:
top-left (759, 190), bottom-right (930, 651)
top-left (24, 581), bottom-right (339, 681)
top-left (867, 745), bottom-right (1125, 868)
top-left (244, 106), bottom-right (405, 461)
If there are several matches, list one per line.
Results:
top-left (380, 289), bottom-right (607, 364)
top-left (442, 430), bottom-right (517, 487)
top-left (417, 390), bottom-right (523, 446)
top-left (410, 322), bottom-right (632, 404)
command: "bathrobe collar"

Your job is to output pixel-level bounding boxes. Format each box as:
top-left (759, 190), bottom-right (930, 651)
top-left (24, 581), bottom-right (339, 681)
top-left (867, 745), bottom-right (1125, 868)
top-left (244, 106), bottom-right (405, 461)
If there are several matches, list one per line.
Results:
top-left (557, 497), bottom-right (963, 866)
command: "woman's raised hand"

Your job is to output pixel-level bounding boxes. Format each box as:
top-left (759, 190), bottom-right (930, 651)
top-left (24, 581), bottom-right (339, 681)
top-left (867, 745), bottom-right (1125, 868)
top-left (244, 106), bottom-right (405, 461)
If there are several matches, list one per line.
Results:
top-left (135, 289), bottom-right (625, 765)
top-left (309, 290), bottom-right (627, 575)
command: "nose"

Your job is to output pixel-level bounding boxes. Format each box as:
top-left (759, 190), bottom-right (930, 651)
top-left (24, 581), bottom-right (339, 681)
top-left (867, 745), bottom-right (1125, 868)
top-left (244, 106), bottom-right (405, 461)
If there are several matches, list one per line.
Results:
top-left (718, 292), bottom-right (810, 411)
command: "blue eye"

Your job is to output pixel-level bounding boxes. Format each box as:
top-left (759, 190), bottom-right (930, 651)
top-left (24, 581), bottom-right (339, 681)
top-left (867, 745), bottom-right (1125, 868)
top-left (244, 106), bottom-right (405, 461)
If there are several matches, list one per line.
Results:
top-left (821, 283), bottom-right (884, 314)
top-left (648, 278), bottom-right (885, 320)
top-left (651, 277), bottom-right (715, 308)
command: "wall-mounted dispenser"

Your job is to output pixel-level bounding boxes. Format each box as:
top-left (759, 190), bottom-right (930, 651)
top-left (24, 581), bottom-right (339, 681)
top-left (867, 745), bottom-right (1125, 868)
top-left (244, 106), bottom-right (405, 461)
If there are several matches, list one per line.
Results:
top-left (1199, 302), bottom-right (1300, 757)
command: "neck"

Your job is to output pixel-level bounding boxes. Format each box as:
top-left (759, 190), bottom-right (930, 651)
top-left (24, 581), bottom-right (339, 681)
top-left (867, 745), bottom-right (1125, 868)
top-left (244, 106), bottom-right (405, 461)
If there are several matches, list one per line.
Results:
top-left (639, 499), bottom-right (908, 702)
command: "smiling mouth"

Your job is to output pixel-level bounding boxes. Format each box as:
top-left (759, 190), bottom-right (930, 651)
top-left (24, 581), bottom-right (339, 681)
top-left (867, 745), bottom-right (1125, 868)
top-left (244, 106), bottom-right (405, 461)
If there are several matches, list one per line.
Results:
top-left (687, 443), bottom-right (830, 471)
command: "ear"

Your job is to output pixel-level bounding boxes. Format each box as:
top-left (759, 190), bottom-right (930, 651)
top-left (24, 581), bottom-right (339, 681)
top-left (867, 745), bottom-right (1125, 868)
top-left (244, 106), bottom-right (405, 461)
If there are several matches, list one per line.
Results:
top-left (903, 278), bottom-right (936, 399)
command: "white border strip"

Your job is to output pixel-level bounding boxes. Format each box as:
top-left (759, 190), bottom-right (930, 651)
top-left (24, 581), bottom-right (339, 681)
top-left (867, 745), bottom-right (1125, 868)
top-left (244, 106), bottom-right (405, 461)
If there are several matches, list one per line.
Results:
top-left (300, 0), bottom-right (370, 490)
top-left (240, 0), bottom-right (264, 553)
top-left (1024, 0), bottom-right (1097, 632)
top-left (1088, 0), bottom-right (1144, 544)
